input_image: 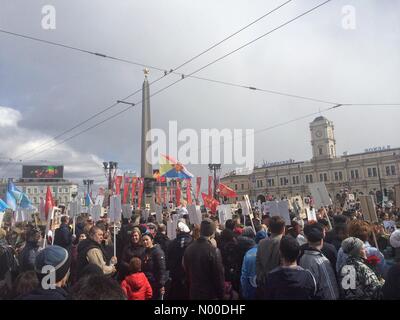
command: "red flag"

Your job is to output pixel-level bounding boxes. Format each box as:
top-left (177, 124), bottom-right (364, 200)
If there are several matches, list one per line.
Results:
top-left (122, 177), bottom-right (130, 204)
top-left (131, 177), bottom-right (138, 206)
top-left (186, 179), bottom-right (192, 205)
top-left (115, 176), bottom-right (123, 195)
top-left (201, 192), bottom-right (219, 214)
top-left (163, 186), bottom-right (167, 205)
top-left (219, 183), bottom-right (237, 198)
top-left (176, 179), bottom-right (181, 207)
top-left (208, 176), bottom-right (213, 196)
top-left (157, 185), bottom-right (162, 204)
top-left (45, 186), bottom-right (54, 220)
top-left (196, 177), bottom-right (201, 200)
top-left (137, 178), bottom-right (145, 209)
top-left (170, 183), bottom-right (174, 204)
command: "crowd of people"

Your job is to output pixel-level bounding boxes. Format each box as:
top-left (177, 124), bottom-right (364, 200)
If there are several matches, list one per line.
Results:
top-left (0, 201), bottom-right (399, 300)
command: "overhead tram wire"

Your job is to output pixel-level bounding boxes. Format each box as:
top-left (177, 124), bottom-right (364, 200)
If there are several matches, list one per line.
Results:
top-left (0, 0), bottom-right (294, 171)
top-left (14, 0), bottom-right (337, 162)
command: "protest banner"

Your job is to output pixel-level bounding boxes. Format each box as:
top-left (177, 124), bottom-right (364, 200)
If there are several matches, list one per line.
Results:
top-left (109, 195), bottom-right (122, 223)
top-left (91, 205), bottom-right (102, 222)
top-left (306, 207), bottom-right (317, 222)
top-left (155, 204), bottom-right (163, 224)
top-left (359, 195), bottom-right (378, 223)
top-left (383, 220), bottom-right (396, 233)
top-left (217, 204), bottom-right (233, 228)
top-left (188, 204), bottom-right (202, 226)
top-left (308, 182), bottom-right (332, 209)
top-left (167, 214), bottom-right (179, 240)
top-left (122, 204), bottom-right (132, 219)
top-left (243, 195), bottom-right (256, 234)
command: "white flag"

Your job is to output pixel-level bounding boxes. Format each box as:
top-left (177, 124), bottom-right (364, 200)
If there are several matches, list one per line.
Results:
top-left (109, 195), bottom-right (122, 223)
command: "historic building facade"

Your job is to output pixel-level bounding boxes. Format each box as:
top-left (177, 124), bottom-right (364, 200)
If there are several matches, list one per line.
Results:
top-left (221, 116), bottom-right (400, 204)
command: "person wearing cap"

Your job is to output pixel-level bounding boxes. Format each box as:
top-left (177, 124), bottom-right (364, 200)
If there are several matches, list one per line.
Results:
top-left (382, 230), bottom-right (400, 299)
top-left (299, 223), bottom-right (339, 300)
top-left (288, 217), bottom-right (307, 246)
top-left (18, 245), bottom-right (71, 300)
top-left (166, 221), bottom-right (193, 299)
top-left (141, 232), bottom-right (168, 300)
top-left (183, 218), bottom-right (225, 300)
top-left (264, 236), bottom-right (317, 300)
top-left (339, 237), bottom-right (383, 300)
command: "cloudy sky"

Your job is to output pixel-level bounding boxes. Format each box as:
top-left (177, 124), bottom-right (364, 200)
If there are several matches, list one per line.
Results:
top-left (1, 0), bottom-right (399, 191)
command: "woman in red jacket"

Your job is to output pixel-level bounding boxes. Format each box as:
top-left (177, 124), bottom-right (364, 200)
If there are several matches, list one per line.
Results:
top-left (121, 257), bottom-right (152, 300)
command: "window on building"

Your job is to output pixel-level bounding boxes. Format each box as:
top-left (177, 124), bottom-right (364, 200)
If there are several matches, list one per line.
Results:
top-left (334, 171), bottom-right (343, 181)
top-left (330, 146), bottom-right (334, 156)
top-left (241, 184), bottom-right (244, 190)
top-left (52, 187), bottom-right (56, 193)
top-left (64, 188), bottom-right (68, 193)
top-left (235, 184), bottom-right (238, 190)
top-left (319, 147), bottom-right (323, 155)
top-left (350, 169), bottom-right (359, 180)
top-left (27, 188), bottom-right (31, 194)
top-left (267, 179), bottom-right (275, 187)
top-left (368, 167), bottom-right (377, 177)
top-left (305, 174), bottom-right (313, 183)
top-left (292, 176), bottom-right (299, 185)
top-left (320, 173), bottom-right (328, 182)
top-left (280, 177), bottom-right (288, 186)
top-left (386, 165), bottom-right (396, 176)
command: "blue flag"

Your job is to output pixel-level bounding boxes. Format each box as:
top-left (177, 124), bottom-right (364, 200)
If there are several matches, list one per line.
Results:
top-left (0, 199), bottom-right (9, 211)
top-left (6, 181), bottom-right (33, 210)
top-left (85, 193), bottom-right (93, 207)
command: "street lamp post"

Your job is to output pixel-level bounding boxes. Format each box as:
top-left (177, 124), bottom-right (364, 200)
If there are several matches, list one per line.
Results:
top-left (103, 161), bottom-right (118, 206)
top-left (83, 179), bottom-right (94, 196)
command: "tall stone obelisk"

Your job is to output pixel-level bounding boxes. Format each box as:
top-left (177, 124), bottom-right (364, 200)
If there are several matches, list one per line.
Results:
top-left (141, 69), bottom-right (154, 210)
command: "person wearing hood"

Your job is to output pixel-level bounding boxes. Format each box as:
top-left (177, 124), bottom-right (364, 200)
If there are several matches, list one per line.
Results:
top-left (339, 237), bottom-right (383, 300)
top-left (18, 228), bottom-right (42, 273)
top-left (18, 245), bottom-right (71, 300)
top-left (54, 215), bottom-right (73, 253)
top-left (141, 232), bottom-right (168, 300)
top-left (121, 257), bottom-right (152, 300)
top-left (166, 221), bottom-right (193, 300)
top-left (77, 226), bottom-right (117, 278)
top-left (299, 223), bottom-right (339, 300)
top-left (240, 227), bottom-right (267, 300)
top-left (264, 236), bottom-right (317, 300)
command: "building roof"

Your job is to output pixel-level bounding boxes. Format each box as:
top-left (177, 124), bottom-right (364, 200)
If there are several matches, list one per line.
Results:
top-left (312, 116), bottom-right (327, 122)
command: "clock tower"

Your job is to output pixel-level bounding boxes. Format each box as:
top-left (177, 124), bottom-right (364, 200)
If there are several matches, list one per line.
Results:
top-left (310, 116), bottom-right (336, 161)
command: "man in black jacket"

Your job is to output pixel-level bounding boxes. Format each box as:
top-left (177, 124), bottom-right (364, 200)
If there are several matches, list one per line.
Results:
top-left (54, 216), bottom-right (73, 252)
top-left (166, 221), bottom-right (193, 299)
top-left (183, 219), bottom-right (225, 300)
top-left (264, 236), bottom-right (317, 300)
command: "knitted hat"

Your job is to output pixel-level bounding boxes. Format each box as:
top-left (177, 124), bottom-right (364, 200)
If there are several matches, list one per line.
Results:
top-left (341, 237), bottom-right (364, 257)
top-left (390, 229), bottom-right (400, 249)
top-left (35, 245), bottom-right (71, 283)
top-left (200, 219), bottom-right (216, 237)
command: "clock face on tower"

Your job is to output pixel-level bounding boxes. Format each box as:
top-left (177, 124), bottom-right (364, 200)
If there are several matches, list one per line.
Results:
top-left (315, 130), bottom-right (322, 138)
